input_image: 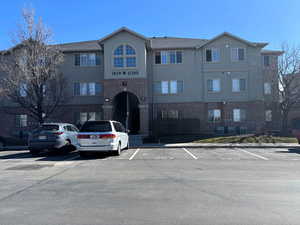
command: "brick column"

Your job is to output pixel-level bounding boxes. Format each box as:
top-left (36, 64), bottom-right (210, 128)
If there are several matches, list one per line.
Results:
top-left (102, 104), bottom-right (113, 120)
top-left (139, 104), bottom-right (149, 136)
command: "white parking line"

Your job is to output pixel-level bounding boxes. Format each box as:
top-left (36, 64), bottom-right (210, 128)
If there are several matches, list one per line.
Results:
top-left (129, 148), bottom-right (140, 160)
top-left (239, 149), bottom-right (269, 160)
top-left (182, 148), bottom-right (198, 160)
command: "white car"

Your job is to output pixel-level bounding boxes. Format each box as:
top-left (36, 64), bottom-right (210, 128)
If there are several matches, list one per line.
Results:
top-left (78, 120), bottom-right (129, 157)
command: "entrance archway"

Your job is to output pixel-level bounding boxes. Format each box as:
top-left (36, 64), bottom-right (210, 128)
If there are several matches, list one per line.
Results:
top-left (113, 92), bottom-right (140, 134)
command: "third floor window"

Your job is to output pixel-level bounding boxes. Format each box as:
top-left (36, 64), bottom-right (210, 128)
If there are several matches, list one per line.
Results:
top-left (113, 44), bottom-right (136, 68)
top-left (205, 48), bottom-right (220, 62)
top-left (155, 51), bottom-right (182, 64)
top-left (231, 48), bottom-right (245, 61)
top-left (75, 53), bottom-right (100, 66)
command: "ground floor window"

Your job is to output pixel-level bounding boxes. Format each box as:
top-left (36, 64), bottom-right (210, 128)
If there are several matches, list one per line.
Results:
top-left (208, 109), bottom-right (221, 122)
top-left (75, 112), bottom-right (101, 125)
top-left (159, 110), bottom-right (179, 120)
top-left (233, 109), bottom-right (246, 122)
top-left (16, 114), bottom-right (27, 128)
top-left (265, 110), bottom-right (272, 122)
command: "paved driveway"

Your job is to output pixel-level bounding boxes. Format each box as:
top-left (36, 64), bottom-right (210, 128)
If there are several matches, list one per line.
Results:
top-left (0, 147), bottom-right (300, 225)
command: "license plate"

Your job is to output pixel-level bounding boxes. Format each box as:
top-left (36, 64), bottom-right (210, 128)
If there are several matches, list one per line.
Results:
top-left (90, 135), bottom-right (98, 139)
top-left (39, 136), bottom-right (47, 140)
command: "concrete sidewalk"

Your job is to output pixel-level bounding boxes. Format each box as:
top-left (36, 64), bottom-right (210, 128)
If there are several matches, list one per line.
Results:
top-left (138, 143), bottom-right (300, 148)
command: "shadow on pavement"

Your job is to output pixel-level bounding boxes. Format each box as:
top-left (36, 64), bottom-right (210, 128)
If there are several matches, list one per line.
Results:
top-left (276, 148), bottom-right (300, 154)
top-left (0, 152), bottom-right (35, 160)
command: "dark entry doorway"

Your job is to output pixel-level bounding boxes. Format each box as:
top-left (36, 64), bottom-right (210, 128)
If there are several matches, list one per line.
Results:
top-left (113, 92), bottom-right (140, 134)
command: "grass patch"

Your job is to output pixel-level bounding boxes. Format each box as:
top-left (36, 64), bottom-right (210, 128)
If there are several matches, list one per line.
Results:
top-left (194, 135), bottom-right (298, 144)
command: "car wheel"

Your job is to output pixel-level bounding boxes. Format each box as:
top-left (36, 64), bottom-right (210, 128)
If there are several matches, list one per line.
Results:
top-left (124, 141), bottom-right (129, 150)
top-left (79, 151), bottom-right (88, 158)
top-left (114, 143), bottom-right (121, 156)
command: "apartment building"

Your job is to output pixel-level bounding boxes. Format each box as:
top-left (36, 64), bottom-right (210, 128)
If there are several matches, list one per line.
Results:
top-left (0, 27), bottom-right (282, 136)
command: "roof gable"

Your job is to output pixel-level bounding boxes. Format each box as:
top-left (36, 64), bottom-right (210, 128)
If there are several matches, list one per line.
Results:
top-left (98, 27), bottom-right (148, 43)
top-left (200, 32), bottom-right (268, 48)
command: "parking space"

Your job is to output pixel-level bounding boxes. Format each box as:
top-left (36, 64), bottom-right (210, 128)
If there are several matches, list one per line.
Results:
top-left (1, 147), bottom-right (300, 163)
top-left (1, 146), bottom-right (300, 225)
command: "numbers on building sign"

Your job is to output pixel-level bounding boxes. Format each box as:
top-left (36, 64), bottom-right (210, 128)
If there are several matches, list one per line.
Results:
top-left (112, 71), bottom-right (139, 76)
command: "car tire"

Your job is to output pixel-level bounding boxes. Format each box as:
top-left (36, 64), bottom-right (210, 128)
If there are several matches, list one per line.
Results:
top-left (124, 141), bottom-right (129, 150)
top-left (113, 143), bottom-right (121, 156)
top-left (79, 151), bottom-right (88, 158)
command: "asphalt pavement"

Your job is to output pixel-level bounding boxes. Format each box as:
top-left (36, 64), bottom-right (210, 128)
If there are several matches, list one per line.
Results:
top-left (0, 147), bottom-right (300, 225)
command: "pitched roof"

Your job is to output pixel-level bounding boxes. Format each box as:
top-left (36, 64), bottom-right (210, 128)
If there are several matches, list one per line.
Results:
top-left (261, 50), bottom-right (284, 55)
top-left (200, 32), bottom-right (268, 48)
top-left (56, 40), bottom-right (101, 52)
top-left (149, 37), bottom-right (208, 49)
top-left (98, 27), bottom-right (148, 43)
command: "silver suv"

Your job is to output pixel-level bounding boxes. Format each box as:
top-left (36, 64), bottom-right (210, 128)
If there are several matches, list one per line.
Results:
top-left (28, 123), bottom-right (79, 155)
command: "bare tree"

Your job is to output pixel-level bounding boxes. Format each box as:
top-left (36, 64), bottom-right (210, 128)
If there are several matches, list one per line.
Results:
top-left (0, 8), bottom-right (68, 125)
top-left (276, 43), bottom-right (300, 134)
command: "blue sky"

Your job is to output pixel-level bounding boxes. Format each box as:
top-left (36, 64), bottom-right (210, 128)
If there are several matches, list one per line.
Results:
top-left (0, 0), bottom-right (299, 50)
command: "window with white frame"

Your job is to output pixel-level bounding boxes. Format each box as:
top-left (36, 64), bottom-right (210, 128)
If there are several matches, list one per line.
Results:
top-left (263, 55), bottom-right (270, 67)
top-left (77, 112), bottom-right (101, 124)
top-left (75, 53), bottom-right (100, 66)
top-left (154, 80), bottom-right (184, 94)
top-left (231, 48), bottom-right (245, 61)
top-left (159, 110), bottom-right (179, 120)
top-left (265, 110), bottom-right (272, 122)
top-left (233, 109), bottom-right (246, 122)
top-left (205, 48), bottom-right (220, 62)
top-left (74, 82), bottom-right (101, 96)
top-left (113, 44), bottom-right (136, 68)
top-left (155, 51), bottom-right (182, 64)
top-left (264, 82), bottom-right (272, 94)
top-left (19, 83), bottom-right (27, 97)
top-left (16, 114), bottom-right (27, 128)
top-left (207, 79), bottom-right (220, 92)
top-left (208, 109), bottom-right (221, 122)
top-left (232, 78), bottom-right (246, 92)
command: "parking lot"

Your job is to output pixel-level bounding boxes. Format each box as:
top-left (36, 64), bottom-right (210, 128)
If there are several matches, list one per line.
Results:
top-left (1, 147), bottom-right (300, 225)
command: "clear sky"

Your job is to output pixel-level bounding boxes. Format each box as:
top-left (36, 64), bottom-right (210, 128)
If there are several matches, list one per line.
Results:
top-left (0, 0), bottom-right (299, 50)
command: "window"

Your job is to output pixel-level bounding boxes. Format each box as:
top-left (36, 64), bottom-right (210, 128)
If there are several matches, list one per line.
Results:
top-left (155, 51), bottom-right (182, 64)
top-left (207, 79), bottom-right (220, 92)
top-left (113, 44), bottom-right (136, 68)
top-left (154, 80), bottom-right (184, 94)
top-left (75, 53), bottom-right (100, 66)
top-left (264, 55), bottom-right (270, 67)
top-left (265, 110), bottom-right (272, 122)
top-left (233, 109), bottom-right (246, 122)
top-left (77, 112), bottom-right (101, 124)
top-left (231, 48), bottom-right (245, 61)
top-left (264, 82), bottom-right (272, 94)
top-left (206, 48), bottom-right (220, 62)
top-left (159, 110), bottom-right (179, 120)
top-left (16, 114), bottom-right (27, 128)
top-left (232, 79), bottom-right (246, 92)
top-left (208, 109), bottom-right (221, 122)
top-left (20, 83), bottom-right (27, 97)
top-left (74, 82), bottom-right (101, 96)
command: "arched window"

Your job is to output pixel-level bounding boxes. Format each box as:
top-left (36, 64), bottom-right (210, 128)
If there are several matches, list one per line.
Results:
top-left (113, 44), bottom-right (136, 68)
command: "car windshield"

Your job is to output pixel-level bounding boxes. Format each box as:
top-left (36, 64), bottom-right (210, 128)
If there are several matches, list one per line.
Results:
top-left (41, 125), bottom-right (60, 131)
top-left (80, 121), bottom-right (112, 132)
